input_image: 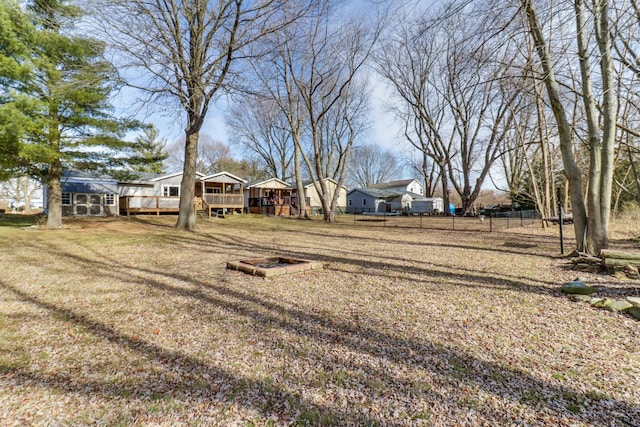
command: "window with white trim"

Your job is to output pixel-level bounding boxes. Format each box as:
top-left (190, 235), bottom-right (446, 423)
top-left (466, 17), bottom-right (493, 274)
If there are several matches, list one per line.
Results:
top-left (162, 185), bottom-right (180, 197)
top-left (62, 193), bottom-right (71, 206)
top-left (105, 194), bottom-right (116, 205)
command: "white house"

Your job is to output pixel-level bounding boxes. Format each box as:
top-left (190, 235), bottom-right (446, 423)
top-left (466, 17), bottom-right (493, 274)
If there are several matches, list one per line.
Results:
top-left (366, 179), bottom-right (424, 196)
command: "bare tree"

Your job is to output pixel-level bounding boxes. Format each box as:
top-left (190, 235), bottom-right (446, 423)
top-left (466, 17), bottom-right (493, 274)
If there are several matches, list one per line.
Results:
top-left (408, 152), bottom-right (440, 197)
top-left (378, 6), bottom-right (523, 215)
top-left (165, 134), bottom-right (234, 174)
top-left (347, 143), bottom-right (401, 188)
top-left (520, 0), bottom-right (617, 254)
top-left (227, 97), bottom-right (294, 181)
top-left (0, 176), bottom-right (41, 212)
top-left (248, 0), bottom-right (383, 221)
top-left (91, 0), bottom-right (309, 230)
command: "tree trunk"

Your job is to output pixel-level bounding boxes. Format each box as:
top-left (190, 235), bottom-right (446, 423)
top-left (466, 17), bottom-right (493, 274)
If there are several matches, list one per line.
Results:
top-left (46, 161), bottom-right (63, 228)
top-left (323, 197), bottom-right (335, 222)
top-left (440, 161), bottom-right (450, 214)
top-left (576, 0), bottom-right (605, 255)
top-left (293, 141), bottom-right (308, 219)
top-left (321, 183), bottom-right (334, 222)
top-left (523, 0), bottom-right (588, 252)
top-left (176, 129), bottom-right (198, 231)
top-left (594, 0), bottom-right (616, 252)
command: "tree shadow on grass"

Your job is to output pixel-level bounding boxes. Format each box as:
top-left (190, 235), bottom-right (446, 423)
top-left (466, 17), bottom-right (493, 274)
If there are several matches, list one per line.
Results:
top-left (0, 280), bottom-right (382, 426)
top-left (289, 228), bottom-right (565, 259)
top-left (3, 240), bottom-right (639, 425)
top-left (161, 231), bottom-right (562, 298)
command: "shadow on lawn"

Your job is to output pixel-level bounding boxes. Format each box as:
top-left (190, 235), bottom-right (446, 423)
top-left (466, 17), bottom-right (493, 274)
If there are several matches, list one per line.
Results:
top-left (3, 236), bottom-right (638, 425)
top-left (288, 227), bottom-right (567, 259)
top-left (163, 231), bottom-right (562, 297)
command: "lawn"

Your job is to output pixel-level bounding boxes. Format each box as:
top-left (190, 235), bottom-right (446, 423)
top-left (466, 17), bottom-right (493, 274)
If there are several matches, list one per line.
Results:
top-left (0, 215), bottom-right (638, 426)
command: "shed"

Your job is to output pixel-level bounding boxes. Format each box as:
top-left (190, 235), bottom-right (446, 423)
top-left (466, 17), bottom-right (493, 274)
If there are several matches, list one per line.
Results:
top-left (44, 170), bottom-right (119, 217)
top-left (410, 197), bottom-right (444, 214)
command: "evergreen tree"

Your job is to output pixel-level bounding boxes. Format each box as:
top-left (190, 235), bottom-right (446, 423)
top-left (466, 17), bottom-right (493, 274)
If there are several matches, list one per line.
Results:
top-left (0, 0), bottom-right (138, 227)
top-left (0, 0), bottom-right (32, 181)
top-left (129, 125), bottom-right (167, 174)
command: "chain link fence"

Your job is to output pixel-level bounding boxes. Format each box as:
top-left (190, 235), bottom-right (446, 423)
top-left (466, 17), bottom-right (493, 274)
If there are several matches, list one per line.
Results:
top-left (331, 209), bottom-right (542, 232)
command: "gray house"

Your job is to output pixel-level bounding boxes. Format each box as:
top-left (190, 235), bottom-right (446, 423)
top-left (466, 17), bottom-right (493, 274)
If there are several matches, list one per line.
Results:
top-left (346, 188), bottom-right (404, 214)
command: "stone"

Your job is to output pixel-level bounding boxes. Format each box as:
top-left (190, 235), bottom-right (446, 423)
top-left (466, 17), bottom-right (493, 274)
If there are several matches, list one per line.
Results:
top-left (628, 307), bottom-right (640, 320)
top-left (626, 296), bottom-right (640, 307)
top-left (591, 298), bottom-right (613, 308)
top-left (561, 281), bottom-right (598, 295)
top-left (571, 295), bottom-right (593, 302)
top-left (606, 300), bottom-right (633, 312)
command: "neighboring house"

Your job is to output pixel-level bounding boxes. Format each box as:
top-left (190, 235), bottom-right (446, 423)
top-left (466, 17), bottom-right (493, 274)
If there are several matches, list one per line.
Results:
top-left (346, 188), bottom-right (400, 214)
top-left (347, 188), bottom-right (441, 215)
top-left (43, 170), bottom-right (119, 217)
top-left (385, 193), bottom-right (416, 213)
top-left (300, 178), bottom-right (348, 214)
top-left (366, 179), bottom-right (424, 196)
top-left (245, 177), bottom-right (310, 216)
top-left (119, 171), bottom-right (245, 216)
top-left (245, 178), bottom-right (296, 216)
top-left (199, 171), bottom-right (246, 215)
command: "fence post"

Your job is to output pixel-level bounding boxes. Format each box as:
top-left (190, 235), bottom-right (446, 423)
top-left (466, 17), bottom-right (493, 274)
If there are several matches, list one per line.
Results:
top-left (557, 187), bottom-right (565, 255)
top-left (520, 210), bottom-right (523, 227)
top-left (489, 213), bottom-right (493, 232)
top-left (452, 214), bottom-right (455, 230)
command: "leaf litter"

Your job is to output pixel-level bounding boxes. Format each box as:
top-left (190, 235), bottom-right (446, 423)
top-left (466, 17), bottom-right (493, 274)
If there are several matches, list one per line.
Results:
top-left (0, 216), bottom-right (638, 426)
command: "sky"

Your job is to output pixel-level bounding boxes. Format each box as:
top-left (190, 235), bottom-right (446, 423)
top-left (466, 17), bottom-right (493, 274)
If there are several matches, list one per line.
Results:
top-left (110, 0), bottom-right (504, 188)
top-left (109, 0), bottom-right (417, 168)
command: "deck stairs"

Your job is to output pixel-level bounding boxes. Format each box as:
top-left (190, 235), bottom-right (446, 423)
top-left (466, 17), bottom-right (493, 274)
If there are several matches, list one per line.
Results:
top-left (194, 197), bottom-right (209, 219)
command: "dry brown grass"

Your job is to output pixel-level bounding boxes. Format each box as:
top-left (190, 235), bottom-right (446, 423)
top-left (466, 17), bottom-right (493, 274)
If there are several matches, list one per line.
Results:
top-left (0, 215), bottom-right (638, 426)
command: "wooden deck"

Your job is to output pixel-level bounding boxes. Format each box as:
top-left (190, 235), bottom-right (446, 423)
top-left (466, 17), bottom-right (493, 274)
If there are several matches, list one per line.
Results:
top-left (119, 196), bottom-right (180, 215)
top-left (203, 194), bottom-right (244, 216)
top-left (120, 195), bottom-right (244, 217)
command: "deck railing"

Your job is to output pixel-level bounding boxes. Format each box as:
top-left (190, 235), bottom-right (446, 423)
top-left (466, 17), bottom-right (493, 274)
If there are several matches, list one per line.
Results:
top-left (120, 196), bottom-right (180, 212)
top-left (203, 194), bottom-right (244, 207)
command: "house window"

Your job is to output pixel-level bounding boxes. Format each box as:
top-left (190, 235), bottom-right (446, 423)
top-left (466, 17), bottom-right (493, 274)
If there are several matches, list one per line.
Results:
top-left (362, 198), bottom-right (367, 206)
top-left (62, 193), bottom-right (71, 206)
top-left (163, 185), bottom-right (180, 197)
top-left (105, 194), bottom-right (115, 205)
top-left (348, 199), bottom-right (352, 206)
